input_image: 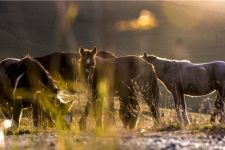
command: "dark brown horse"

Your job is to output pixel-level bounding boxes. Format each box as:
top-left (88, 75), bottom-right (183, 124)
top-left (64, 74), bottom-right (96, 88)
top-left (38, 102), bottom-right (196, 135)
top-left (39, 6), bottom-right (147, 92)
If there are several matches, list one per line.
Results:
top-left (34, 52), bottom-right (80, 92)
top-left (79, 48), bottom-right (160, 129)
top-left (142, 52), bottom-right (225, 125)
top-left (34, 51), bottom-right (116, 91)
top-left (0, 57), bottom-right (73, 129)
top-left (96, 50), bottom-right (116, 59)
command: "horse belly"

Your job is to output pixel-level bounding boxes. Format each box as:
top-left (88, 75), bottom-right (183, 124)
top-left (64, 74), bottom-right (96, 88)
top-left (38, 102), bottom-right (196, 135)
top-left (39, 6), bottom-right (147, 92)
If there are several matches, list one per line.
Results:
top-left (183, 82), bottom-right (215, 96)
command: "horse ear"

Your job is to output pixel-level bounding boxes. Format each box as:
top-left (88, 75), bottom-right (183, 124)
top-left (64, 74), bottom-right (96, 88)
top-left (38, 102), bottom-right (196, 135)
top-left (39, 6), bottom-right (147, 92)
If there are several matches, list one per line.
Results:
top-left (143, 52), bottom-right (147, 58)
top-left (79, 47), bottom-right (85, 56)
top-left (65, 100), bottom-right (73, 111)
top-left (91, 47), bottom-right (97, 56)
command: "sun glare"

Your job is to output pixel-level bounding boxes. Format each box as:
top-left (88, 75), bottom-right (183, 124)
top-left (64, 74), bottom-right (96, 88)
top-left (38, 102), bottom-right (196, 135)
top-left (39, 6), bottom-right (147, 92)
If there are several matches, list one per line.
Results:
top-left (116, 9), bottom-right (158, 31)
top-left (3, 119), bottom-right (12, 129)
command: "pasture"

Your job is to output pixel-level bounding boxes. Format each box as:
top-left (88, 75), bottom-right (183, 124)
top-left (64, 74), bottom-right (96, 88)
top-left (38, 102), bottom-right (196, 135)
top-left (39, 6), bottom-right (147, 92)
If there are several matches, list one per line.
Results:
top-left (2, 86), bottom-right (225, 150)
top-left (1, 1), bottom-right (225, 150)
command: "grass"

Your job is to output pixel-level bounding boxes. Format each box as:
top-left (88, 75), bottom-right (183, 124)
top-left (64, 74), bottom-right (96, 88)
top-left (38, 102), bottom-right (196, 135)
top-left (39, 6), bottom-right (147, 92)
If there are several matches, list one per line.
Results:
top-left (2, 84), bottom-right (225, 149)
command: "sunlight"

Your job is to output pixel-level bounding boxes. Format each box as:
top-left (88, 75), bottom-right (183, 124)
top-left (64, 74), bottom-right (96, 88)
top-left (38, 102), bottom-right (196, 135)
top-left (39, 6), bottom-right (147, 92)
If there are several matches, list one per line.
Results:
top-left (162, 2), bottom-right (204, 30)
top-left (97, 79), bottom-right (109, 97)
top-left (0, 130), bottom-right (4, 149)
top-left (116, 9), bottom-right (157, 31)
top-left (67, 4), bottom-right (78, 23)
top-left (0, 120), bottom-right (10, 149)
top-left (3, 119), bottom-right (12, 129)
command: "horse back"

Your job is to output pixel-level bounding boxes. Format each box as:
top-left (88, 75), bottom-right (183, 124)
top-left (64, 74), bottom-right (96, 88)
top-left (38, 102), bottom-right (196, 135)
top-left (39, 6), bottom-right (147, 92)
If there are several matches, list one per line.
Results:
top-left (94, 56), bottom-right (155, 87)
top-left (36, 51), bottom-right (79, 66)
top-left (96, 51), bottom-right (116, 59)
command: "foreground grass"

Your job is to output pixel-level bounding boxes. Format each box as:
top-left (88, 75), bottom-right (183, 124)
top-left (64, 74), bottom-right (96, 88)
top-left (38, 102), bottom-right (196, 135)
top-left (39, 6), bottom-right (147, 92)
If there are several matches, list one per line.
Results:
top-left (2, 90), bottom-right (225, 149)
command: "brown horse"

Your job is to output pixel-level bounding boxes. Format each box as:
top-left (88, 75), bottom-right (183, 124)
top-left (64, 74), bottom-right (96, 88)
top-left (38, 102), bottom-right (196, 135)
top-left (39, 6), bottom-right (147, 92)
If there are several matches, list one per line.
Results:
top-left (34, 51), bottom-right (116, 91)
top-left (142, 52), bottom-right (225, 125)
top-left (96, 50), bottom-right (116, 59)
top-left (34, 52), bottom-right (80, 92)
top-left (0, 57), bottom-right (73, 129)
top-left (79, 48), bottom-right (160, 129)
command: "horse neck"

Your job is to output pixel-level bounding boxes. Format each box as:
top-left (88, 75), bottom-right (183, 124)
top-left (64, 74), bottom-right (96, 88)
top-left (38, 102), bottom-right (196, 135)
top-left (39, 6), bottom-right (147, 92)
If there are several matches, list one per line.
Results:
top-left (151, 59), bottom-right (173, 81)
top-left (78, 62), bottom-right (91, 83)
top-left (35, 64), bottom-right (58, 93)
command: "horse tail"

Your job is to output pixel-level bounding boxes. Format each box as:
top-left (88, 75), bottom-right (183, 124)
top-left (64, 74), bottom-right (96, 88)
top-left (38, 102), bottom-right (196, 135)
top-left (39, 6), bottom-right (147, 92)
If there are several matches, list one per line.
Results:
top-left (142, 65), bottom-right (160, 123)
top-left (150, 71), bottom-right (161, 122)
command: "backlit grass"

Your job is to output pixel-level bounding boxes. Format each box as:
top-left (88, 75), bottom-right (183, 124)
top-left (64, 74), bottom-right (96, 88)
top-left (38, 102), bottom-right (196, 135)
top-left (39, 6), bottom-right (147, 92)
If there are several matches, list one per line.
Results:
top-left (1, 83), bottom-right (224, 149)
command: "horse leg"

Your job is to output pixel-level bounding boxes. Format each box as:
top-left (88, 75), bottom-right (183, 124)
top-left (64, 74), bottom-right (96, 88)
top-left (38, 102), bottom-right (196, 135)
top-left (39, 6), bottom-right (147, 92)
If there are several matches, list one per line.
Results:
top-left (180, 93), bottom-right (190, 126)
top-left (79, 89), bottom-right (103, 129)
top-left (43, 110), bottom-right (54, 128)
top-left (0, 101), bottom-right (12, 119)
top-left (79, 100), bottom-right (91, 130)
top-left (32, 103), bottom-right (39, 127)
top-left (142, 87), bottom-right (160, 124)
top-left (171, 83), bottom-right (183, 125)
top-left (119, 93), bottom-right (140, 129)
top-left (107, 96), bottom-right (116, 124)
top-left (119, 97), bottom-right (129, 129)
top-left (128, 95), bottom-right (140, 129)
top-left (210, 94), bottom-right (221, 123)
top-left (93, 93), bottom-right (103, 128)
top-left (11, 101), bottom-right (22, 129)
top-left (217, 88), bottom-right (225, 124)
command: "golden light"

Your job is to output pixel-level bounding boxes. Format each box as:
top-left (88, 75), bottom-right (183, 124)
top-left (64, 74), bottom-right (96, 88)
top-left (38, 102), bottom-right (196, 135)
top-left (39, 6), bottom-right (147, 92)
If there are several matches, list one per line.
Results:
top-left (3, 119), bottom-right (12, 129)
top-left (116, 9), bottom-right (158, 31)
top-left (162, 2), bottom-right (204, 30)
top-left (97, 79), bottom-right (109, 97)
top-left (137, 10), bottom-right (157, 29)
top-left (0, 130), bottom-right (4, 148)
top-left (66, 4), bottom-right (78, 24)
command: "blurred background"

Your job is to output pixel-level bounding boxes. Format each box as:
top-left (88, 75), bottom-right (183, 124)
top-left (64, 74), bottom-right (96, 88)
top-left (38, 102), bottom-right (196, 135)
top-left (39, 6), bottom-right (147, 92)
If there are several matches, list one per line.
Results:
top-left (0, 1), bottom-right (224, 112)
top-left (0, 1), bottom-right (225, 62)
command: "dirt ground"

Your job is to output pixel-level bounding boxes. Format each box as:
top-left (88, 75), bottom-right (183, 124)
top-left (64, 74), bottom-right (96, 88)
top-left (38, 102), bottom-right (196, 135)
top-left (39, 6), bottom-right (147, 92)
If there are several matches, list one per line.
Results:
top-left (4, 129), bottom-right (225, 150)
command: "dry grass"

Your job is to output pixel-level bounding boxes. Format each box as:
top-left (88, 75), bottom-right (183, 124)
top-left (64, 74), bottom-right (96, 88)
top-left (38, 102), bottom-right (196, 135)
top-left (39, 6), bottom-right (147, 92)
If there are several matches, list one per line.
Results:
top-left (2, 84), bottom-right (225, 149)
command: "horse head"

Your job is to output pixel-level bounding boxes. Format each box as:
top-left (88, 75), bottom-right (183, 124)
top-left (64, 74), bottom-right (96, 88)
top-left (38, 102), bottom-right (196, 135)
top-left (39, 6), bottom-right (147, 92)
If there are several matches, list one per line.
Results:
top-left (142, 52), bottom-right (157, 63)
top-left (20, 57), bottom-right (74, 129)
top-left (79, 47), bottom-right (97, 84)
top-left (35, 91), bottom-right (74, 129)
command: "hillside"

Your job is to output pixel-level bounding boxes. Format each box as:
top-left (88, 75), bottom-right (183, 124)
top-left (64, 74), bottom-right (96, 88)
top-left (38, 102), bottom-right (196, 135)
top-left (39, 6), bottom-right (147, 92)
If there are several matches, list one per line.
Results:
top-left (0, 1), bottom-right (225, 62)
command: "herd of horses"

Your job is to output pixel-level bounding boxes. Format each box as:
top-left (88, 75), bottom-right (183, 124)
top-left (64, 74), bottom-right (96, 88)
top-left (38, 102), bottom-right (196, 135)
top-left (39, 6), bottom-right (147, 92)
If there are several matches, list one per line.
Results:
top-left (0, 47), bottom-right (224, 131)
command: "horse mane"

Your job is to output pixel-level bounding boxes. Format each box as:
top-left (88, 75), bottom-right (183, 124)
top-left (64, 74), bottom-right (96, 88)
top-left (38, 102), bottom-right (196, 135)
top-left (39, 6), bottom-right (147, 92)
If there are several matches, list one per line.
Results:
top-left (149, 55), bottom-right (191, 63)
top-left (0, 58), bottom-right (19, 63)
top-left (24, 54), bottom-right (32, 58)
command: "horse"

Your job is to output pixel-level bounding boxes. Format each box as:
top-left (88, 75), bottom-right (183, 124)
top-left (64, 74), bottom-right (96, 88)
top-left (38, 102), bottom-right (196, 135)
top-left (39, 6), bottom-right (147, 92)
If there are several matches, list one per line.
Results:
top-left (34, 52), bottom-right (80, 92)
top-left (0, 57), bottom-right (73, 129)
top-left (34, 51), bottom-right (116, 92)
top-left (78, 48), bottom-right (160, 129)
top-left (142, 52), bottom-right (225, 125)
top-left (96, 50), bottom-right (116, 59)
